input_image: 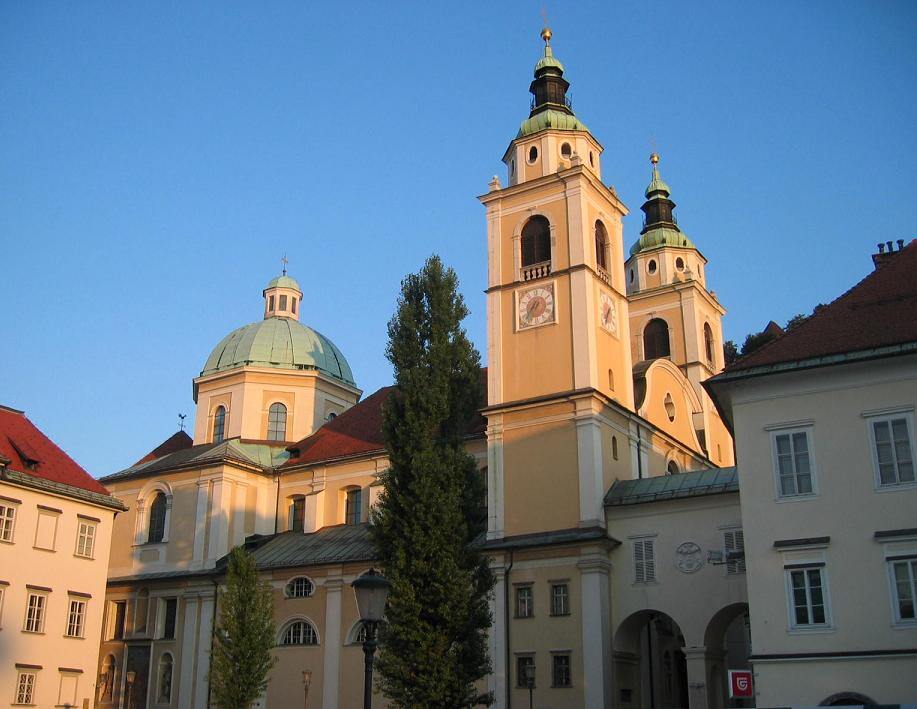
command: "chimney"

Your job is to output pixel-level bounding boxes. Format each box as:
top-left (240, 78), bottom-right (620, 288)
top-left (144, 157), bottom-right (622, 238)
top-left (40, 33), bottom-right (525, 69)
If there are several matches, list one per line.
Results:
top-left (872, 238), bottom-right (908, 269)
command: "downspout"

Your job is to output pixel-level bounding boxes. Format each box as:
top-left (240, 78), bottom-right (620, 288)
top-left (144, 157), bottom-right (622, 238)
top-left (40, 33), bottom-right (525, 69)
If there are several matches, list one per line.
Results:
top-left (273, 471), bottom-right (280, 535)
top-left (636, 424), bottom-right (644, 480)
top-left (504, 549), bottom-right (514, 709)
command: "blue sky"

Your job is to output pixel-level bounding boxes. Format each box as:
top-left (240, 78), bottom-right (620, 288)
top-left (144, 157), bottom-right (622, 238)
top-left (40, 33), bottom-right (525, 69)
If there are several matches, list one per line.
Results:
top-left (2, 1), bottom-right (915, 476)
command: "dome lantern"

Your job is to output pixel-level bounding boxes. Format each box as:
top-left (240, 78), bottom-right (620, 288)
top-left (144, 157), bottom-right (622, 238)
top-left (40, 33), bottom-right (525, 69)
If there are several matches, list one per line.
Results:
top-left (263, 273), bottom-right (303, 321)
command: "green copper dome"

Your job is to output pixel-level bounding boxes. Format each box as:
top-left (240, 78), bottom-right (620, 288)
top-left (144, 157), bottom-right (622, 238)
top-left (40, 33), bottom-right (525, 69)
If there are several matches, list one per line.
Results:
top-left (645, 166), bottom-right (671, 198)
top-left (201, 317), bottom-right (355, 385)
top-left (534, 46), bottom-right (565, 73)
top-left (517, 109), bottom-right (589, 139)
top-left (629, 227), bottom-right (696, 256)
top-left (265, 275), bottom-right (301, 291)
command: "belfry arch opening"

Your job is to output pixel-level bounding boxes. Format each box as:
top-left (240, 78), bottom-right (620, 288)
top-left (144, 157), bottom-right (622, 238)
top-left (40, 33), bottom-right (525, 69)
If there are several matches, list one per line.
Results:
top-left (644, 318), bottom-right (671, 360)
top-left (521, 215), bottom-right (551, 268)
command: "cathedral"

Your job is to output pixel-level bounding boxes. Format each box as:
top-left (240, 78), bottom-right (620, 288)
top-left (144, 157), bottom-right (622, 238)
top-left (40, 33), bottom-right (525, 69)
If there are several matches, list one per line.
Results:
top-left (90, 28), bottom-right (916, 709)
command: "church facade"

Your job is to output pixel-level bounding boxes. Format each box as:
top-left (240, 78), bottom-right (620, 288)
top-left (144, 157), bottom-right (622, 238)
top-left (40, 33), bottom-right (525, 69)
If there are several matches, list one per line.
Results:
top-left (89, 29), bottom-right (916, 709)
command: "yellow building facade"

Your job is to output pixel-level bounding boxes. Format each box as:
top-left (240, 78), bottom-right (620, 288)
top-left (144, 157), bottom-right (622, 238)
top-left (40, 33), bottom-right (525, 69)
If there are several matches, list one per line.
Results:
top-left (94, 29), bottom-right (749, 709)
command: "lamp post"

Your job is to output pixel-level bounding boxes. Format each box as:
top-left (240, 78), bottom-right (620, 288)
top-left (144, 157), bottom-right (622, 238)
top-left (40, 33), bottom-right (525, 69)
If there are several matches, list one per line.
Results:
top-left (125, 671), bottom-right (136, 709)
top-left (302, 669), bottom-right (312, 708)
top-left (351, 568), bottom-right (391, 709)
top-left (523, 662), bottom-right (536, 709)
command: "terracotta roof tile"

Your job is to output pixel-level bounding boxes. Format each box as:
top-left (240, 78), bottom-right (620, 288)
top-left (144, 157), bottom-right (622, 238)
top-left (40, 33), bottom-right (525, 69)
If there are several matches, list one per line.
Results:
top-left (134, 430), bottom-right (194, 466)
top-left (0, 405), bottom-right (110, 496)
top-left (729, 240), bottom-right (917, 371)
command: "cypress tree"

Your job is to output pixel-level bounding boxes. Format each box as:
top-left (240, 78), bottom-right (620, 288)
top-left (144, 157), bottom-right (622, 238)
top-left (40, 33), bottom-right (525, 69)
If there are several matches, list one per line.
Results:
top-left (210, 546), bottom-right (277, 709)
top-left (371, 255), bottom-right (494, 707)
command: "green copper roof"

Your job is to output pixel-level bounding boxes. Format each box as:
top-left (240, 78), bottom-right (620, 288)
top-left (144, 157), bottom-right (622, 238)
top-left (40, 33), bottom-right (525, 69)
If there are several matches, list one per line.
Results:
top-left (605, 467), bottom-right (738, 506)
top-left (517, 109), bottom-right (589, 139)
top-left (201, 317), bottom-right (355, 385)
top-left (266, 275), bottom-right (301, 291)
top-left (645, 166), bottom-right (671, 197)
top-left (630, 226), bottom-right (696, 256)
top-left (534, 46), bottom-right (565, 73)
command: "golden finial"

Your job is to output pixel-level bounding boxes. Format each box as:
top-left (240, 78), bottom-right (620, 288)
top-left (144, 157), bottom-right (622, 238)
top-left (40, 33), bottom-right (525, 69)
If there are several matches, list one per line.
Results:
top-left (650, 152), bottom-right (660, 165)
top-left (540, 27), bottom-right (552, 45)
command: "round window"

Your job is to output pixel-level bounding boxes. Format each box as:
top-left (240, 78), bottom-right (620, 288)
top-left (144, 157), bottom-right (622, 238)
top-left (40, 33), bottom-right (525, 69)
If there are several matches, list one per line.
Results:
top-left (560, 142), bottom-right (572, 159)
top-left (675, 257), bottom-right (685, 271)
top-left (647, 259), bottom-right (657, 275)
top-left (528, 145), bottom-right (538, 164)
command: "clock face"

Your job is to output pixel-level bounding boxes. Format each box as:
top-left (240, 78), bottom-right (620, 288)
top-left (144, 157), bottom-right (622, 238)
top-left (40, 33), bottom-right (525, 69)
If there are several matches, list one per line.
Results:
top-left (518, 284), bottom-right (556, 329)
top-left (599, 292), bottom-right (617, 334)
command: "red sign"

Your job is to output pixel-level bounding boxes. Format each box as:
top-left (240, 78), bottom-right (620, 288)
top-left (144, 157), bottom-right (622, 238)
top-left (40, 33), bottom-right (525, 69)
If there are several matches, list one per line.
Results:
top-left (728, 670), bottom-right (754, 698)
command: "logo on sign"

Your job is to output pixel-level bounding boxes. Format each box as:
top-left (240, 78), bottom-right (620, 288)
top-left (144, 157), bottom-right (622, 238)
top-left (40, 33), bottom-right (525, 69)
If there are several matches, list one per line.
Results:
top-left (728, 669), bottom-right (753, 698)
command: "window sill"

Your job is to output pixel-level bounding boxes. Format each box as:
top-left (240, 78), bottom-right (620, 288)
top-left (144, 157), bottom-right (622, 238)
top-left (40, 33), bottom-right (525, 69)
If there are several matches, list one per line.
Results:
top-left (513, 615), bottom-right (535, 620)
top-left (133, 541), bottom-right (168, 548)
top-left (774, 493), bottom-right (819, 503)
top-left (550, 685), bottom-right (573, 689)
top-left (892, 620), bottom-right (917, 629)
top-left (63, 634), bottom-right (85, 640)
top-left (20, 630), bottom-right (45, 635)
top-left (31, 546), bottom-right (56, 553)
top-left (73, 553), bottom-right (95, 560)
top-left (787, 625), bottom-right (835, 635)
top-left (632, 580), bottom-right (659, 587)
top-left (875, 481), bottom-right (917, 493)
top-left (549, 613), bottom-right (571, 617)
top-left (0, 538), bottom-right (14, 545)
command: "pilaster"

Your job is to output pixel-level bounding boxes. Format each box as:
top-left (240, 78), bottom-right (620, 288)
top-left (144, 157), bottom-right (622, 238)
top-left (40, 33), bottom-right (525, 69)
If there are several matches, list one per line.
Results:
top-left (193, 592), bottom-right (216, 709)
top-left (322, 575), bottom-right (344, 709)
top-left (208, 478), bottom-right (232, 561)
top-left (486, 416), bottom-right (505, 540)
top-left (575, 400), bottom-right (605, 527)
top-left (489, 561), bottom-right (508, 709)
top-left (578, 551), bottom-right (612, 708)
top-left (177, 594), bottom-right (200, 708)
top-left (191, 480), bottom-right (209, 569)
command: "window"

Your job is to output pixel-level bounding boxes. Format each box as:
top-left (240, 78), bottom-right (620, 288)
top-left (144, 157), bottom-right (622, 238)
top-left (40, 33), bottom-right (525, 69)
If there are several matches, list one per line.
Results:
top-left (787, 565), bottom-right (829, 627)
top-left (871, 415), bottom-right (915, 486)
top-left (0, 501), bottom-right (17, 542)
top-left (515, 585), bottom-right (533, 618)
top-left (889, 557), bottom-right (917, 623)
top-left (675, 256), bottom-right (685, 271)
top-left (280, 620), bottom-right (318, 645)
top-left (158, 653), bottom-right (173, 703)
top-left (148, 492), bottom-right (167, 543)
top-left (345, 488), bottom-right (362, 525)
top-left (643, 318), bottom-right (670, 360)
top-left (521, 215), bottom-right (551, 267)
top-left (612, 436), bottom-right (618, 460)
top-left (66, 598), bottom-right (87, 637)
top-left (704, 322), bottom-right (715, 364)
top-left (279, 295), bottom-right (288, 310)
top-left (774, 430), bottom-right (814, 497)
top-left (99, 655), bottom-right (116, 702)
top-left (633, 539), bottom-right (656, 583)
top-left (292, 297), bottom-right (297, 314)
top-left (629, 268), bottom-right (634, 284)
top-left (724, 529), bottom-right (746, 575)
top-left (212, 405), bottom-right (226, 443)
top-left (595, 221), bottom-right (608, 271)
top-left (112, 600), bottom-right (126, 640)
top-left (0, 585), bottom-right (5, 627)
top-left (647, 259), bottom-right (657, 274)
top-left (268, 295), bottom-right (275, 311)
top-left (552, 654), bottom-right (572, 688)
top-left (162, 598), bottom-right (178, 639)
top-left (289, 496), bottom-right (305, 532)
top-left (285, 577), bottom-right (314, 598)
top-left (550, 583), bottom-right (569, 616)
top-left (24, 592), bottom-right (46, 633)
top-left (516, 655), bottom-right (535, 688)
top-left (75, 519), bottom-right (96, 558)
top-left (560, 142), bottom-right (572, 159)
top-left (666, 460), bottom-right (679, 475)
top-left (527, 145), bottom-right (538, 163)
top-left (15, 670), bottom-right (36, 705)
top-left (267, 402), bottom-right (288, 441)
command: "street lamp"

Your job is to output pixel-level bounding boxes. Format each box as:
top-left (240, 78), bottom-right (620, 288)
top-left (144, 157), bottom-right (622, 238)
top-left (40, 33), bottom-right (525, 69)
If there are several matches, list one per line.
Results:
top-left (523, 662), bottom-right (536, 709)
top-left (351, 568), bottom-right (391, 709)
top-left (302, 669), bottom-right (312, 708)
top-left (125, 671), bottom-right (136, 709)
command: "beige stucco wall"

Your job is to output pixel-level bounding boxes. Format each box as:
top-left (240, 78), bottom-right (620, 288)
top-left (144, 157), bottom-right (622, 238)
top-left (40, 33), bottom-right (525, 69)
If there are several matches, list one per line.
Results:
top-left (726, 355), bottom-right (917, 704)
top-left (0, 481), bottom-right (117, 709)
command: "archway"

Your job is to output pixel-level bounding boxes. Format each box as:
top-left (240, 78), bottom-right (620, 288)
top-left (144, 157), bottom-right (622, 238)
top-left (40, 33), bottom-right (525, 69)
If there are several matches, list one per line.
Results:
top-left (614, 609), bottom-right (689, 709)
top-left (704, 603), bottom-right (752, 708)
top-left (820, 692), bottom-right (878, 706)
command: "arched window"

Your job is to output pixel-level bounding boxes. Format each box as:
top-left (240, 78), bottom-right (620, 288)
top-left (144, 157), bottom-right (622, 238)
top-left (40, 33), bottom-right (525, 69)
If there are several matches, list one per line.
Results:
top-left (345, 488), bottom-right (362, 525)
top-left (612, 436), bottom-right (619, 461)
top-left (148, 493), bottom-right (167, 543)
top-left (667, 460), bottom-right (679, 476)
top-left (267, 402), bottom-right (287, 441)
top-left (347, 621), bottom-right (369, 645)
top-left (643, 318), bottom-right (671, 360)
top-left (212, 406), bottom-right (226, 443)
top-left (99, 655), bottom-right (116, 702)
top-left (157, 653), bottom-right (173, 703)
top-left (704, 323), bottom-right (715, 364)
top-left (288, 495), bottom-right (305, 533)
top-left (595, 221), bottom-right (608, 271)
top-left (521, 216), bottom-right (551, 268)
top-left (280, 619), bottom-right (318, 646)
top-left (285, 577), bottom-right (314, 598)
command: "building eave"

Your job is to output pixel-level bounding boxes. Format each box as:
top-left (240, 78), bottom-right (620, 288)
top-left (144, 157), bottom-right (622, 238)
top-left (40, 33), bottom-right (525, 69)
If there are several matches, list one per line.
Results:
top-left (1, 468), bottom-right (127, 512)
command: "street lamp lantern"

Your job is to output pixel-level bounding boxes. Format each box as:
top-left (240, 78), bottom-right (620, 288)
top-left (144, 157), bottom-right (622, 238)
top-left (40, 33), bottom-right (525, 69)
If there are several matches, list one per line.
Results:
top-left (351, 568), bottom-right (392, 709)
top-left (523, 662), bottom-right (536, 709)
top-left (302, 669), bottom-right (312, 708)
top-left (125, 671), bottom-right (137, 709)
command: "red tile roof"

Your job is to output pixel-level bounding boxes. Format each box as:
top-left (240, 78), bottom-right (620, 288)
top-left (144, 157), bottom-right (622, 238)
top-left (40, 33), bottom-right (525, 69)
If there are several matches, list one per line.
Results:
top-left (284, 371), bottom-right (488, 469)
top-left (730, 240), bottom-right (917, 371)
top-left (134, 430), bottom-right (194, 466)
top-left (0, 405), bottom-right (111, 496)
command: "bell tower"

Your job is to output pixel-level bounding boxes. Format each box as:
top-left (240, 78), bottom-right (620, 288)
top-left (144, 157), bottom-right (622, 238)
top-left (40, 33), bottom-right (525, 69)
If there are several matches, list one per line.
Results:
top-left (480, 29), bottom-right (634, 540)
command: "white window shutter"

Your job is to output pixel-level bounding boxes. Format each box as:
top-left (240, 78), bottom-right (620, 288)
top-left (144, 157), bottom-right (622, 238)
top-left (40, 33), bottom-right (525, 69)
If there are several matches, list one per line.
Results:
top-left (645, 540), bottom-right (656, 581)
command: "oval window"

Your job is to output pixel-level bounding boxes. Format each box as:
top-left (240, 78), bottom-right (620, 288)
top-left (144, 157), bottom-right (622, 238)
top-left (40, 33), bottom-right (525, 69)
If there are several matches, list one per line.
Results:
top-left (675, 257), bottom-right (685, 271)
top-left (648, 260), bottom-right (657, 275)
top-left (560, 142), bottom-right (572, 159)
top-left (528, 145), bottom-right (538, 164)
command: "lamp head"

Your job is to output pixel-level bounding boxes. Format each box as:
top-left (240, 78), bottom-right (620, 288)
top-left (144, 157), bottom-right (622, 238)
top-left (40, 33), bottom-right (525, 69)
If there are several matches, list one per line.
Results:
top-left (126, 671), bottom-right (136, 685)
top-left (351, 567), bottom-right (391, 624)
top-left (302, 669), bottom-right (312, 687)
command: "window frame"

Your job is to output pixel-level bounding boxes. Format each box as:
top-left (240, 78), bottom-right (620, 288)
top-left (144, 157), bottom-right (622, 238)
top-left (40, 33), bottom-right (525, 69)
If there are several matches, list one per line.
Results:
top-left (212, 405), bottom-right (226, 444)
top-left (784, 564), bottom-right (832, 631)
top-left (288, 495), bottom-right (306, 533)
top-left (0, 498), bottom-right (19, 543)
top-left (549, 582), bottom-right (570, 617)
top-left (515, 654), bottom-right (535, 688)
top-left (866, 411), bottom-right (916, 490)
top-left (278, 618), bottom-right (320, 646)
top-left (159, 597), bottom-right (178, 640)
top-left (887, 555), bottom-right (917, 626)
top-left (75, 518), bottom-right (97, 559)
top-left (514, 584), bottom-right (534, 619)
top-left (284, 576), bottom-right (315, 599)
top-left (14, 669), bottom-right (37, 705)
top-left (65, 596), bottom-right (87, 638)
top-left (769, 425), bottom-right (818, 500)
top-left (345, 488), bottom-right (362, 526)
top-left (23, 590), bottom-right (48, 634)
top-left (147, 492), bottom-right (168, 544)
top-left (267, 402), bottom-right (288, 442)
top-left (551, 653), bottom-right (572, 688)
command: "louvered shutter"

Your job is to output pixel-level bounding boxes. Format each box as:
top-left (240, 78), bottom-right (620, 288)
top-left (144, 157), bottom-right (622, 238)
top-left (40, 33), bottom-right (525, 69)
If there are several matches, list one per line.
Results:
top-left (725, 529), bottom-right (746, 574)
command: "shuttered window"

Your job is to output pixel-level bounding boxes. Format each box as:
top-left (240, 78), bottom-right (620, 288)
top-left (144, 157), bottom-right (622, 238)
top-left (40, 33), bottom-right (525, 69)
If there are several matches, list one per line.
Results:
top-left (633, 539), bottom-right (656, 583)
top-left (725, 529), bottom-right (746, 575)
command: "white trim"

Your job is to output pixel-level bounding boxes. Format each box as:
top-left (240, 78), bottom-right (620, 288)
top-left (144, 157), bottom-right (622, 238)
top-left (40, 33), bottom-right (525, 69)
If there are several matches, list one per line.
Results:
top-left (865, 410), bottom-right (917, 490)
top-left (283, 575), bottom-right (316, 599)
top-left (861, 404), bottom-right (915, 418)
top-left (276, 615), bottom-right (322, 646)
top-left (784, 564), bottom-right (833, 632)
top-left (764, 418), bottom-right (816, 432)
top-left (770, 426), bottom-right (819, 501)
top-left (886, 555), bottom-right (917, 627)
